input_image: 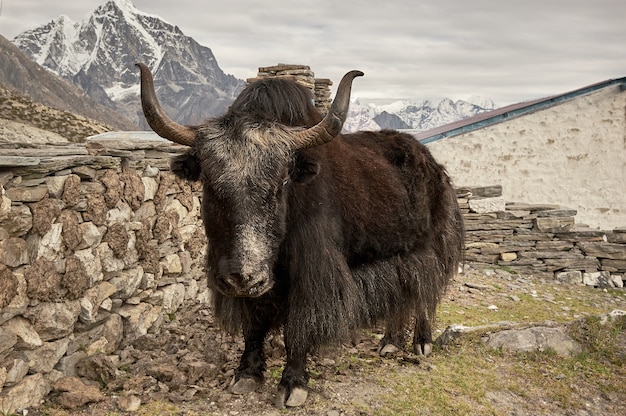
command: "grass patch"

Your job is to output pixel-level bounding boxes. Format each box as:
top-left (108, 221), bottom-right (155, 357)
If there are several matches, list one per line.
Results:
top-left (437, 281), bottom-right (625, 330)
top-left (371, 311), bottom-right (625, 415)
top-left (509, 314), bottom-right (625, 409)
top-left (366, 276), bottom-right (626, 416)
top-left (268, 365), bottom-right (284, 380)
top-left (374, 339), bottom-right (500, 415)
top-left (133, 401), bottom-right (180, 416)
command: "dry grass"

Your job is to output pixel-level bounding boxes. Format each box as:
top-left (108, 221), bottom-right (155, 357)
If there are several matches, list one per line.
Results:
top-left (0, 87), bottom-right (112, 142)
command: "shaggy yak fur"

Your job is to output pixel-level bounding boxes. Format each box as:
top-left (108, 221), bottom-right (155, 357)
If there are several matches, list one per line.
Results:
top-left (137, 63), bottom-right (464, 408)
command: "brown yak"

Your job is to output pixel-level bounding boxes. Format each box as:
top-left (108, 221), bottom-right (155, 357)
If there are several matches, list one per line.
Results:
top-left (136, 62), bottom-right (464, 408)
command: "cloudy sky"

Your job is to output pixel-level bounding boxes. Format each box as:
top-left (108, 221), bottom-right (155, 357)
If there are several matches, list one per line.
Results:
top-left (1, 0), bottom-right (624, 106)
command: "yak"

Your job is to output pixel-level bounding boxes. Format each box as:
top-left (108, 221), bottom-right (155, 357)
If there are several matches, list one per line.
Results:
top-left (136, 62), bottom-right (464, 408)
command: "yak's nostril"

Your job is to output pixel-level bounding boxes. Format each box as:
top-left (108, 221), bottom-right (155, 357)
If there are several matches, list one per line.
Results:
top-left (221, 272), bottom-right (273, 297)
top-left (226, 273), bottom-right (245, 288)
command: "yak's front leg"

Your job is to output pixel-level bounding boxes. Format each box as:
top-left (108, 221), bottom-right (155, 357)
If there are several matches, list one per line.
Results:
top-left (413, 307), bottom-right (433, 356)
top-left (274, 334), bottom-right (310, 408)
top-left (379, 312), bottom-right (408, 356)
top-left (229, 320), bottom-right (271, 394)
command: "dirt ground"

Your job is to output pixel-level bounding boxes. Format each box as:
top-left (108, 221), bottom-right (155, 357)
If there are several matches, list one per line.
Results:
top-left (28, 268), bottom-right (626, 416)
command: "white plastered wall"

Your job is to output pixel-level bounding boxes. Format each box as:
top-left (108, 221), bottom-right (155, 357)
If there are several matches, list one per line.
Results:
top-left (426, 85), bottom-right (626, 230)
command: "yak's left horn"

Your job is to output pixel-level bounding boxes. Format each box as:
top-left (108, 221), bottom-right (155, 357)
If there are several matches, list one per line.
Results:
top-left (136, 63), bottom-right (197, 146)
top-left (291, 70), bottom-right (364, 149)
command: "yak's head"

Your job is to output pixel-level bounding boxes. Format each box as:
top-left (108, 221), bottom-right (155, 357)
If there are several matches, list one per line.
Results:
top-left (136, 63), bottom-right (362, 297)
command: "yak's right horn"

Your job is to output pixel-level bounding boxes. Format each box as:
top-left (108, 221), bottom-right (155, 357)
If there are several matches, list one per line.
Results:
top-left (136, 63), bottom-right (197, 146)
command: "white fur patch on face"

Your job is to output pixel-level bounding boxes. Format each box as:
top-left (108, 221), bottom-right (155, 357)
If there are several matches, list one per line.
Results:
top-left (198, 122), bottom-right (295, 186)
top-left (196, 121), bottom-right (294, 290)
top-left (234, 222), bottom-right (272, 276)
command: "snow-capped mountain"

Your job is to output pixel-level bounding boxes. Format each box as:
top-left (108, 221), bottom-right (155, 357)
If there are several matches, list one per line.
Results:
top-left (343, 97), bottom-right (495, 133)
top-left (0, 34), bottom-right (137, 131)
top-left (342, 98), bottom-right (382, 133)
top-left (12, 0), bottom-right (245, 128)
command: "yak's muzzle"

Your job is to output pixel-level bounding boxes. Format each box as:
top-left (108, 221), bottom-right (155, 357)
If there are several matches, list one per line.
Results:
top-left (216, 272), bottom-right (274, 298)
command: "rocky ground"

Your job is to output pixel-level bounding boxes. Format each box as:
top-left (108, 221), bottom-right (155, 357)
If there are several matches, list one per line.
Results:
top-left (22, 266), bottom-right (625, 416)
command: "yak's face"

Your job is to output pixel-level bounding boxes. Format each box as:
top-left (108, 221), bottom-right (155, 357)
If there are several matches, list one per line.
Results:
top-left (174, 122), bottom-right (299, 298)
top-left (137, 62), bottom-right (362, 297)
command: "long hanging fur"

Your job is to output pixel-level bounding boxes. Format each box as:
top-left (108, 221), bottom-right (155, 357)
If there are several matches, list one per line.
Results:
top-left (208, 127), bottom-right (464, 353)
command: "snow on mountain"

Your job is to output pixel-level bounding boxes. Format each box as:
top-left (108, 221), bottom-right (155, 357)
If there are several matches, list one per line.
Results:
top-left (14, 0), bottom-right (162, 81)
top-left (344, 97), bottom-right (495, 133)
top-left (12, 0), bottom-right (245, 127)
top-left (343, 98), bottom-right (381, 133)
top-left (466, 95), bottom-right (496, 110)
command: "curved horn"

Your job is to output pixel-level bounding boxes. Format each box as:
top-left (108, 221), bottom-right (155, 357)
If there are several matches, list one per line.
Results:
top-left (135, 63), bottom-right (196, 146)
top-left (291, 70), bottom-right (364, 149)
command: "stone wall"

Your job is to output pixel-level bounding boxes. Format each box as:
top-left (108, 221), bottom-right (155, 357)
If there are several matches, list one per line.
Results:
top-left (460, 185), bottom-right (625, 287)
top-left (0, 137), bottom-right (209, 410)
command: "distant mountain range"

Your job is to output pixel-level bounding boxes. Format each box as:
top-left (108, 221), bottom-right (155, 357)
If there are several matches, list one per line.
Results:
top-left (8, 0), bottom-right (494, 135)
top-left (343, 97), bottom-right (495, 133)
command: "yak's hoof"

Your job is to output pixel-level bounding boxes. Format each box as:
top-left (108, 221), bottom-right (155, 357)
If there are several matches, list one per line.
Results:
top-left (274, 386), bottom-right (309, 408)
top-left (414, 342), bottom-right (433, 356)
top-left (379, 343), bottom-right (400, 356)
top-left (378, 344), bottom-right (400, 357)
top-left (229, 376), bottom-right (259, 394)
top-left (286, 386), bottom-right (308, 407)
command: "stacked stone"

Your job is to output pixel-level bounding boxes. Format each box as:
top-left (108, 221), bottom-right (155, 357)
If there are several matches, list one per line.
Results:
top-left (314, 78), bottom-right (333, 113)
top-left (248, 64), bottom-right (333, 114)
top-left (458, 185), bottom-right (626, 287)
top-left (0, 135), bottom-right (210, 411)
top-left (249, 64), bottom-right (315, 90)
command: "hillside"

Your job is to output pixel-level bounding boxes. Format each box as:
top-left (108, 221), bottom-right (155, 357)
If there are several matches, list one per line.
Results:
top-left (0, 84), bottom-right (112, 142)
top-left (0, 34), bottom-right (138, 131)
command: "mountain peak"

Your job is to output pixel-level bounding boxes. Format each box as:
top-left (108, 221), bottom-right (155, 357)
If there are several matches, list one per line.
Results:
top-left (111, 0), bottom-right (137, 9)
top-left (96, 0), bottom-right (140, 15)
top-left (12, 1), bottom-right (245, 127)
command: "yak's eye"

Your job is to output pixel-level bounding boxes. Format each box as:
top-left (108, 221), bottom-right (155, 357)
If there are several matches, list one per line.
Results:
top-left (282, 177), bottom-right (290, 187)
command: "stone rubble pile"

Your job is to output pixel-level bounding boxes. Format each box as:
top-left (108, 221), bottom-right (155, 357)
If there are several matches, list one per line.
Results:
top-left (0, 136), bottom-right (209, 412)
top-left (458, 185), bottom-right (625, 287)
top-left (248, 64), bottom-right (333, 113)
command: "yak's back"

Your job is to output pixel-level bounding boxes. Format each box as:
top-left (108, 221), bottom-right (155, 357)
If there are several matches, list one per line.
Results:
top-left (314, 129), bottom-right (459, 266)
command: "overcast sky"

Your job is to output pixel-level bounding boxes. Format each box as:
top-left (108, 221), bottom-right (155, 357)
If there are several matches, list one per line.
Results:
top-left (1, 0), bottom-right (624, 106)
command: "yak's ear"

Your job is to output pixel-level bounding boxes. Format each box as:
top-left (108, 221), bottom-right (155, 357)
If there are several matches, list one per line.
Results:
top-left (290, 152), bottom-right (320, 184)
top-left (171, 152), bottom-right (201, 181)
